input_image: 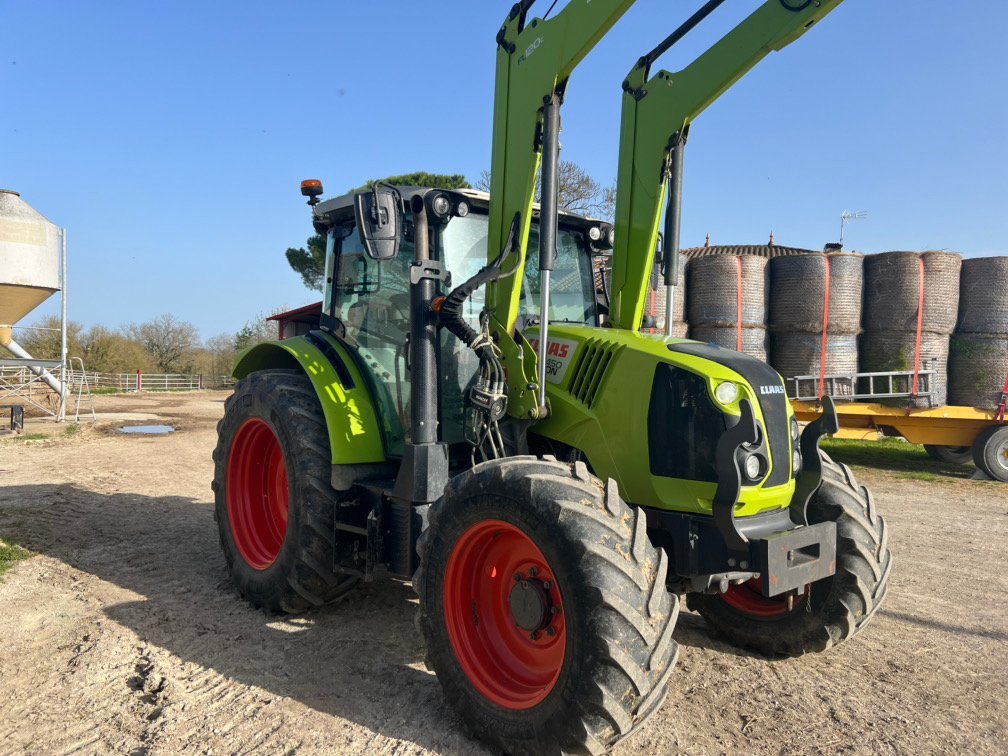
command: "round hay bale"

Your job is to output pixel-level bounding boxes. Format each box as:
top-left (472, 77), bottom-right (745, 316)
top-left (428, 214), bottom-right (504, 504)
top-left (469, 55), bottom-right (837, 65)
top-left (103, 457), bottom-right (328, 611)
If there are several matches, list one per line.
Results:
top-left (948, 333), bottom-right (1008, 408)
top-left (690, 324), bottom-right (767, 362)
top-left (687, 254), bottom-right (768, 328)
top-left (859, 330), bottom-right (950, 407)
top-left (769, 332), bottom-right (859, 383)
top-left (863, 251), bottom-right (962, 335)
top-left (769, 252), bottom-right (863, 333)
top-left (957, 256), bottom-right (1008, 334)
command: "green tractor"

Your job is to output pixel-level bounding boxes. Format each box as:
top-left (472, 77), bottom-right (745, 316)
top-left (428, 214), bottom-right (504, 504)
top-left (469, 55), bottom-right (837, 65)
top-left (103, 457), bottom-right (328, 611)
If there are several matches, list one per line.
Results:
top-left (213, 1), bottom-right (890, 753)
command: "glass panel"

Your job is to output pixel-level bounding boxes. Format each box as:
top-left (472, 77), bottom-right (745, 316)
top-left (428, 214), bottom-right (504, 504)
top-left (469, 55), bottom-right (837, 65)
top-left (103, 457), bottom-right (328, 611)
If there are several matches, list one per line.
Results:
top-left (520, 226), bottom-right (597, 326)
top-left (332, 222), bottom-right (415, 454)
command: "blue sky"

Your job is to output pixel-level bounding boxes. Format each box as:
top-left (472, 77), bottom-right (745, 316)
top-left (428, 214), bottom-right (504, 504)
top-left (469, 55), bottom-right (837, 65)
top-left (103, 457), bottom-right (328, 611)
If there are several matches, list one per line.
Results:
top-left (3, 0), bottom-right (1006, 340)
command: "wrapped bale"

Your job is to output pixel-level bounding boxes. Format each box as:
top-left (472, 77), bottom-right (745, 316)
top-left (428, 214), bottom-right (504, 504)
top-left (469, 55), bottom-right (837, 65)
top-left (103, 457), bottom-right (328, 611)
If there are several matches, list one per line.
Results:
top-left (687, 254), bottom-right (768, 359)
top-left (691, 325), bottom-right (767, 362)
top-left (769, 252), bottom-right (863, 333)
top-left (769, 332), bottom-right (858, 395)
top-left (863, 251), bottom-right (962, 334)
top-left (956, 256), bottom-right (1008, 334)
top-left (769, 252), bottom-right (863, 394)
top-left (948, 334), bottom-right (1008, 408)
top-left (861, 250), bottom-right (961, 407)
top-left (860, 330), bottom-right (951, 407)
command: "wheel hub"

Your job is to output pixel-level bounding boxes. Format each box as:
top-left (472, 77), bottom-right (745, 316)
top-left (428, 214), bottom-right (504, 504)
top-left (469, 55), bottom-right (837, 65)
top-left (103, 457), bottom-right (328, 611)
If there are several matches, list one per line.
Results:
top-left (509, 578), bottom-right (550, 632)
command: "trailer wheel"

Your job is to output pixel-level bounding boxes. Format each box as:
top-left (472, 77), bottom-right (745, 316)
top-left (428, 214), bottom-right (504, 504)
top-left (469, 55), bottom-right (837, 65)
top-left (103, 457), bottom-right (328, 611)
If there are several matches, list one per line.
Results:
top-left (213, 369), bottom-right (361, 613)
top-left (972, 425), bottom-right (1008, 482)
top-left (414, 457), bottom-right (679, 755)
top-left (689, 455), bottom-right (891, 656)
top-left (924, 444), bottom-right (973, 465)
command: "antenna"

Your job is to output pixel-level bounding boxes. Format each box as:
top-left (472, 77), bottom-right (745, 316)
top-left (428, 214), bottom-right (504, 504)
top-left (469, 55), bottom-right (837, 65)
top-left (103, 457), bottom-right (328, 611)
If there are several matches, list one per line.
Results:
top-left (839, 210), bottom-right (868, 246)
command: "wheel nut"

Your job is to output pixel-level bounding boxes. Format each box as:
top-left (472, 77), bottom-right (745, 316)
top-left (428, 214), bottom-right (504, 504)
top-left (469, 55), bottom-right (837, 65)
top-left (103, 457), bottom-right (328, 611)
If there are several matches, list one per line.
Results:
top-left (543, 581), bottom-right (553, 590)
top-left (545, 626), bottom-right (556, 637)
top-left (529, 567), bottom-right (539, 577)
top-left (531, 630), bottom-right (540, 640)
top-left (550, 606), bottom-right (560, 615)
top-left (514, 572), bottom-right (523, 582)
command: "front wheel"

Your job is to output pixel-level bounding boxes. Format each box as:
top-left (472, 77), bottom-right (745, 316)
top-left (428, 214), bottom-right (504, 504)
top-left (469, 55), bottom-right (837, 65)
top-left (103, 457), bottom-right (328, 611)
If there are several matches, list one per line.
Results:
top-left (689, 455), bottom-right (891, 656)
top-left (414, 457), bottom-right (679, 755)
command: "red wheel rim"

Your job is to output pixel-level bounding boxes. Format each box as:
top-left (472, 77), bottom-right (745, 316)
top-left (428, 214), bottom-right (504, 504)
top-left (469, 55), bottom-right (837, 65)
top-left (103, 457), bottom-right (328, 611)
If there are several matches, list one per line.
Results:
top-left (226, 418), bottom-right (289, 570)
top-left (721, 578), bottom-right (807, 619)
top-left (444, 520), bottom-right (566, 710)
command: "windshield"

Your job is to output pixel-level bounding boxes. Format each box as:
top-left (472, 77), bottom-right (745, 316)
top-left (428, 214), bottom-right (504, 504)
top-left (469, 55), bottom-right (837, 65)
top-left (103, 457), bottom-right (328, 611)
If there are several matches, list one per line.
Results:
top-left (438, 213), bottom-right (598, 327)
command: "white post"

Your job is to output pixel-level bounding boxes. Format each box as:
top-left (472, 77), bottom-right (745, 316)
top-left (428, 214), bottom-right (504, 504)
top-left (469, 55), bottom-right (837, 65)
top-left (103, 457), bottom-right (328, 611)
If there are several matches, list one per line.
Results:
top-left (57, 228), bottom-right (68, 421)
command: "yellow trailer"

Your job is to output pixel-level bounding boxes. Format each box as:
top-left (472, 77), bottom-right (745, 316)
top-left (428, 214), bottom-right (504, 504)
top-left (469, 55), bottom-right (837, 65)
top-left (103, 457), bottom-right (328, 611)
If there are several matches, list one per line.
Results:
top-left (791, 400), bottom-right (1007, 482)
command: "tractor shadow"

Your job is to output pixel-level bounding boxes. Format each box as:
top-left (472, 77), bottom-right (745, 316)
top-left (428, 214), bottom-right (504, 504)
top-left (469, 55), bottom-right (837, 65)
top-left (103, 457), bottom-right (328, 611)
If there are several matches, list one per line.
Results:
top-left (0, 484), bottom-right (482, 755)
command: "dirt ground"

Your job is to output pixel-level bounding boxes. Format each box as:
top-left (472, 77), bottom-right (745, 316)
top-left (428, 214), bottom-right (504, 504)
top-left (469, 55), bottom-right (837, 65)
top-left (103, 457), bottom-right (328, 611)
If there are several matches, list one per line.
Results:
top-left (0, 391), bottom-right (1005, 755)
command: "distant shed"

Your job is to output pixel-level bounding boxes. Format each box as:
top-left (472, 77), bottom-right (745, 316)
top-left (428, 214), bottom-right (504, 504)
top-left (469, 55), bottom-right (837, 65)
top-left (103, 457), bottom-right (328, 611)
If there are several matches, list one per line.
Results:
top-left (267, 301), bottom-right (322, 340)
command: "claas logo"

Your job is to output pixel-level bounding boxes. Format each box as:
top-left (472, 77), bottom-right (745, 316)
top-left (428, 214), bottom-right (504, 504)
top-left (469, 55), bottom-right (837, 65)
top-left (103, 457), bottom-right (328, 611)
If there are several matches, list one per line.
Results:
top-left (528, 339), bottom-right (571, 359)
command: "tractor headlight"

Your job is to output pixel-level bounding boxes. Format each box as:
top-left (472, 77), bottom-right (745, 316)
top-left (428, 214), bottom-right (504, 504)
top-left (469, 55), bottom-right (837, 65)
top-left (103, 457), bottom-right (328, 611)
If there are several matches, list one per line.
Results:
top-left (791, 416), bottom-right (800, 441)
top-left (588, 225), bottom-right (602, 241)
top-left (715, 381), bottom-right (739, 405)
top-left (456, 200), bottom-right (469, 217)
top-left (743, 453), bottom-right (763, 481)
top-left (793, 449), bottom-right (803, 476)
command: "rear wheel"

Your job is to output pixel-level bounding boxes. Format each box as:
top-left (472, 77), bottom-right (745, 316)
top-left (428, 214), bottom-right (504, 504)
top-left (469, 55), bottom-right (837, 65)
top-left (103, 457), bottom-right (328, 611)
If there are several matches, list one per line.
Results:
top-left (689, 455), bottom-right (891, 656)
top-left (924, 444), bottom-right (973, 465)
top-left (213, 369), bottom-right (361, 613)
top-left (972, 425), bottom-right (1008, 482)
top-left (414, 457), bottom-right (679, 755)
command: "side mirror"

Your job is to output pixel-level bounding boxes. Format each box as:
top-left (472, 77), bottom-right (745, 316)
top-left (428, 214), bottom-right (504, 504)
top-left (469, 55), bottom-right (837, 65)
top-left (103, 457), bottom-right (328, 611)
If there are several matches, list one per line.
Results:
top-left (354, 184), bottom-right (402, 260)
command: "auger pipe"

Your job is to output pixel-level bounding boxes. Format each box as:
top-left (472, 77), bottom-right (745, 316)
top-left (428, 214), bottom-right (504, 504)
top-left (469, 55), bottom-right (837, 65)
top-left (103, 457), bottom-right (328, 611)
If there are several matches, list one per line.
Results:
top-left (609, 0), bottom-right (845, 331)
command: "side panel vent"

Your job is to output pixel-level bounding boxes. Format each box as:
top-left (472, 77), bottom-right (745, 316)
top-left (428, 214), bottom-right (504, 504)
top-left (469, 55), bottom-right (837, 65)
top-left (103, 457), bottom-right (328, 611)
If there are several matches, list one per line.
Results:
top-left (567, 339), bottom-right (620, 408)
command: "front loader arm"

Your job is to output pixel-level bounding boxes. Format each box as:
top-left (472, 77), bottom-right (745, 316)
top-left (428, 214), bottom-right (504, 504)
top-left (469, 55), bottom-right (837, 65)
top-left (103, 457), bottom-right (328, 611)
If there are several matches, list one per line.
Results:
top-left (485, 0), bottom-right (637, 420)
top-left (608, 0), bottom-right (844, 331)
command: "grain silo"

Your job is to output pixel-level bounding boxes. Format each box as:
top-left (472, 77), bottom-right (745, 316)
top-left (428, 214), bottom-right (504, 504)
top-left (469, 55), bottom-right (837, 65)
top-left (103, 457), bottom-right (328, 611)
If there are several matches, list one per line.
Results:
top-left (769, 252), bottom-right (863, 394)
top-left (861, 251), bottom-right (962, 406)
top-left (0, 189), bottom-right (68, 419)
top-left (948, 256), bottom-right (1008, 407)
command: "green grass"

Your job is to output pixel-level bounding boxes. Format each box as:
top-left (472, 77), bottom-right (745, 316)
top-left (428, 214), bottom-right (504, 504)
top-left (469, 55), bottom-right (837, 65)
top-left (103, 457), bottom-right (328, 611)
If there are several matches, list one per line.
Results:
top-left (64, 424), bottom-right (80, 437)
top-left (0, 539), bottom-right (31, 577)
top-left (821, 437), bottom-right (972, 480)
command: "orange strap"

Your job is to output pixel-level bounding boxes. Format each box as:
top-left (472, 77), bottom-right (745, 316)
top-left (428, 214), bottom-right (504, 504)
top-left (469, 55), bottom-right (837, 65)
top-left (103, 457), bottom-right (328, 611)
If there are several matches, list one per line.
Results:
top-left (735, 256), bottom-right (743, 351)
top-left (911, 257), bottom-right (925, 397)
top-left (818, 256), bottom-right (831, 399)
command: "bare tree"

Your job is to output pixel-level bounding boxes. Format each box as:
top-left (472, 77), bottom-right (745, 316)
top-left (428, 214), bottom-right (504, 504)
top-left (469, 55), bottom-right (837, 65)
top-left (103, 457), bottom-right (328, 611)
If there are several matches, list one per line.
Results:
top-left (477, 161), bottom-right (616, 220)
top-left (124, 314), bottom-right (200, 373)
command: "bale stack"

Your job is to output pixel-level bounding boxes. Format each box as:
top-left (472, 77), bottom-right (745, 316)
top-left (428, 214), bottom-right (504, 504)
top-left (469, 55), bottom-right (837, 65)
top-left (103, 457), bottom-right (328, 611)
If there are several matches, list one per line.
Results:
top-left (949, 256), bottom-right (1008, 408)
top-left (688, 254), bottom-right (769, 360)
top-left (861, 251), bottom-right (962, 406)
top-left (769, 252), bottom-right (863, 395)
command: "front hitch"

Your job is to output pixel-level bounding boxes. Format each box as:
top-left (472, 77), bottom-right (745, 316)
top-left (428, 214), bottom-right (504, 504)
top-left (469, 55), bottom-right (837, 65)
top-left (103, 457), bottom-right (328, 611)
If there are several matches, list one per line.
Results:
top-left (711, 398), bottom-right (759, 552)
top-left (789, 395), bottom-right (840, 526)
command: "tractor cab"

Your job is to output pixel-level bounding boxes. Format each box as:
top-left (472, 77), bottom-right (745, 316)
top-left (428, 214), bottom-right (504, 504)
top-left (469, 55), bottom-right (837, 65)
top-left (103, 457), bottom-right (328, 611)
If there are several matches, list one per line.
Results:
top-left (311, 185), bottom-right (608, 456)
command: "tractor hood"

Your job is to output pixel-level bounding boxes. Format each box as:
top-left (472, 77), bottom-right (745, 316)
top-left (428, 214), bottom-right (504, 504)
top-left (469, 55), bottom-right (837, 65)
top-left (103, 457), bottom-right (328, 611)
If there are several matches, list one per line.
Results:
top-left (526, 324), bottom-right (797, 517)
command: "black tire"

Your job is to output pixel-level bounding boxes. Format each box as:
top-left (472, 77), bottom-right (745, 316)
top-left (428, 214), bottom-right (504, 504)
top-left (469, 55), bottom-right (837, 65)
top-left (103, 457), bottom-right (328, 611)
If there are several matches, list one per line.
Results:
top-left (414, 457), bottom-right (679, 755)
top-left (212, 369), bottom-right (360, 613)
top-left (689, 454), bottom-right (891, 656)
top-left (924, 444), bottom-right (973, 465)
top-left (972, 425), bottom-right (1008, 482)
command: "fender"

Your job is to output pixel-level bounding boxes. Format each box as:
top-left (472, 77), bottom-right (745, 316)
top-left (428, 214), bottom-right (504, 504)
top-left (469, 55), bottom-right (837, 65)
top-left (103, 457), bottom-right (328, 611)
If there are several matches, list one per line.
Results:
top-left (233, 331), bottom-right (386, 465)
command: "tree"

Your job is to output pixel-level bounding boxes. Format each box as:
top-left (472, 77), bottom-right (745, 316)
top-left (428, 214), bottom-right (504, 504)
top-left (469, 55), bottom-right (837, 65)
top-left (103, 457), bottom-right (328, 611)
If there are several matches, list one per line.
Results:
top-left (234, 313), bottom-right (276, 351)
top-left (285, 234), bottom-right (328, 291)
top-left (1, 315), bottom-right (83, 360)
top-left (80, 325), bottom-right (155, 373)
top-left (477, 161), bottom-right (616, 220)
top-left (125, 314), bottom-right (200, 373)
top-left (286, 172), bottom-right (472, 291)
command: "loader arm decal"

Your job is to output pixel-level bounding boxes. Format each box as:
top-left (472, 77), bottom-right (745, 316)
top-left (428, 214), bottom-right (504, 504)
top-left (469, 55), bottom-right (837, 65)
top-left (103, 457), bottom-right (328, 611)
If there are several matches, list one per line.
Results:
top-left (608, 0), bottom-right (844, 330)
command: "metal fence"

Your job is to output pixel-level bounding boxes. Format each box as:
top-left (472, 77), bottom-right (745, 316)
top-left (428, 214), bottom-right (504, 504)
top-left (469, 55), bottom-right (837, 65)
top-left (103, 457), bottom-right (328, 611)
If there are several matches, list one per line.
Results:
top-left (0, 367), bottom-right (234, 394)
